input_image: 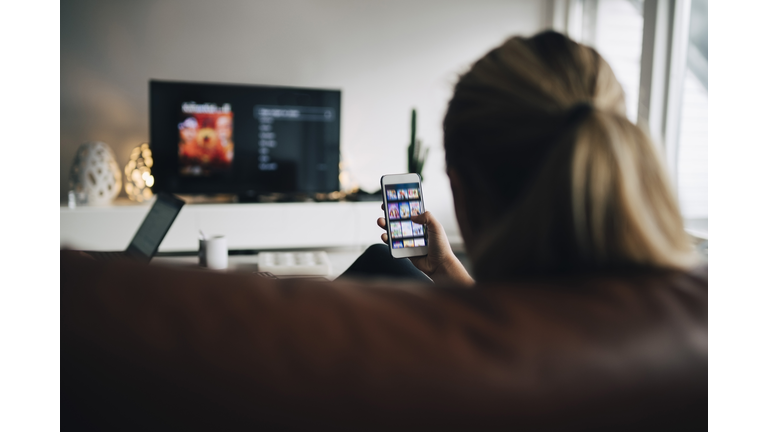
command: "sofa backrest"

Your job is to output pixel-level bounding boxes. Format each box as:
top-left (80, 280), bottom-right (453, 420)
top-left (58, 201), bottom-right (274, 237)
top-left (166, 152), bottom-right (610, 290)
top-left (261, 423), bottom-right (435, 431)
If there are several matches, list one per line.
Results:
top-left (61, 252), bottom-right (707, 431)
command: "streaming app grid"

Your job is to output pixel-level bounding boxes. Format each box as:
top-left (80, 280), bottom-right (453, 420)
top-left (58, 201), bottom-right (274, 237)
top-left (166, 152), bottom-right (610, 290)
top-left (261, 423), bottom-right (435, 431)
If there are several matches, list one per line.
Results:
top-left (385, 183), bottom-right (426, 248)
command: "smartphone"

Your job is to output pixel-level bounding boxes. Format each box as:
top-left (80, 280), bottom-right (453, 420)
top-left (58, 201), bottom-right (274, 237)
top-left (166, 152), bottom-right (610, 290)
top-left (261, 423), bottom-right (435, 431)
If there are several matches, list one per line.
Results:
top-left (380, 173), bottom-right (428, 258)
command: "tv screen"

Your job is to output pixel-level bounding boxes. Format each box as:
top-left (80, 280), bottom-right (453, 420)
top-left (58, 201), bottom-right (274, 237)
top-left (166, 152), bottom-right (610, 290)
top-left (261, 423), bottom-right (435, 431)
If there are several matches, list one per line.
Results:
top-left (150, 80), bottom-right (341, 196)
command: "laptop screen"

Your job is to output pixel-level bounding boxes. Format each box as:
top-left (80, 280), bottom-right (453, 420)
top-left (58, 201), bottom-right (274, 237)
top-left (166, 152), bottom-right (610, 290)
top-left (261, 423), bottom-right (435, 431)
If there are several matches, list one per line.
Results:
top-left (126, 193), bottom-right (185, 260)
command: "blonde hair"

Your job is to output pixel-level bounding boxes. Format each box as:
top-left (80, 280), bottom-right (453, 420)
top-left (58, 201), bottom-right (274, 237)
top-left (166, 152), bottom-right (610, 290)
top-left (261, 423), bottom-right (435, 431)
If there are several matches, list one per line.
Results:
top-left (444, 31), bottom-right (697, 280)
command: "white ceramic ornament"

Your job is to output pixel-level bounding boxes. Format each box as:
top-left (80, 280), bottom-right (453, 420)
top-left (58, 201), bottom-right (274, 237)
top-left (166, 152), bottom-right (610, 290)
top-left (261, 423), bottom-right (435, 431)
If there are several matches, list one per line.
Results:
top-left (69, 141), bottom-right (122, 206)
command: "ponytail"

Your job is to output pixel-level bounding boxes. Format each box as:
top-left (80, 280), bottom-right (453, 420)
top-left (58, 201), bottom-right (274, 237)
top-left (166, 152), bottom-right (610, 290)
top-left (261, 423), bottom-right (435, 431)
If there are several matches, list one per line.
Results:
top-left (570, 111), bottom-right (696, 270)
top-left (445, 31), bottom-right (698, 281)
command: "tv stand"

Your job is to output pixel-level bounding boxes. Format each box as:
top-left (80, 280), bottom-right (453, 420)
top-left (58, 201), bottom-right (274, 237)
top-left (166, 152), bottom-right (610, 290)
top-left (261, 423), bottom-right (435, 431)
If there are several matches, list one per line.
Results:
top-left (237, 190), bottom-right (259, 203)
top-left (172, 190), bottom-right (382, 204)
top-left (61, 200), bottom-right (384, 252)
top-left (236, 192), bottom-right (313, 203)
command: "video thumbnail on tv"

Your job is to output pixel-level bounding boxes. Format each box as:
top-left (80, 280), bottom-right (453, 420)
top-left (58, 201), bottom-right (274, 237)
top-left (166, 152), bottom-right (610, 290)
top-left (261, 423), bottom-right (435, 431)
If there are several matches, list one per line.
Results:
top-left (178, 102), bottom-right (234, 176)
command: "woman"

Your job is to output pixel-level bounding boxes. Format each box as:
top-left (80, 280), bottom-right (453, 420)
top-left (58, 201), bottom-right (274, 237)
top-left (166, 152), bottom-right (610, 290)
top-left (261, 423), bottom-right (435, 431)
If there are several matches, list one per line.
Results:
top-left (344, 30), bottom-right (699, 284)
top-left (62, 31), bottom-right (706, 430)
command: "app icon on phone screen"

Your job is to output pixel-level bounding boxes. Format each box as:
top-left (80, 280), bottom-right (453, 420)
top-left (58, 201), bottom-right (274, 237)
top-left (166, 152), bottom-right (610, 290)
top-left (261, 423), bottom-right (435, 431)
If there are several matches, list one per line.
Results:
top-left (401, 221), bottom-right (413, 237)
top-left (390, 221), bottom-right (403, 238)
top-left (387, 203), bottom-right (400, 219)
top-left (399, 202), bottom-right (410, 219)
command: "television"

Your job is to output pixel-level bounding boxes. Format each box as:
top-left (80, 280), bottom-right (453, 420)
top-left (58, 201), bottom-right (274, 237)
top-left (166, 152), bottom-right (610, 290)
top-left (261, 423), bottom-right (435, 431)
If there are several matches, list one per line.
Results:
top-left (150, 80), bottom-right (341, 199)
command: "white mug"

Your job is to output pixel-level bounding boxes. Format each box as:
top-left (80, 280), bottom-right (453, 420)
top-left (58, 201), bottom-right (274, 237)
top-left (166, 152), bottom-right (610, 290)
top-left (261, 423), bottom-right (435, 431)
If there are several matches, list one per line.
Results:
top-left (199, 235), bottom-right (228, 270)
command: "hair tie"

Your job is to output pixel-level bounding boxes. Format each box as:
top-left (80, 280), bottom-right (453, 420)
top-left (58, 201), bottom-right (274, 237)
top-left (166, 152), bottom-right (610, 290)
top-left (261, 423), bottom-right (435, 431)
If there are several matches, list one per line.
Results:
top-left (567, 102), bottom-right (594, 125)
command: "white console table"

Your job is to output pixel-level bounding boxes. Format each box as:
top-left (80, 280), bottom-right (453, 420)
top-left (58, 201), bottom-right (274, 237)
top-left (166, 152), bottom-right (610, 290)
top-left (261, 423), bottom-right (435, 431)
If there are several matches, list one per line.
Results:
top-left (60, 199), bottom-right (384, 252)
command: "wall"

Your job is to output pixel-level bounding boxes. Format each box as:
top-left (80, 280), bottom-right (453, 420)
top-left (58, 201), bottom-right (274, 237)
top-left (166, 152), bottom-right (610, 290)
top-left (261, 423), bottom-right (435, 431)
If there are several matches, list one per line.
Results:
top-left (61, 0), bottom-right (546, 240)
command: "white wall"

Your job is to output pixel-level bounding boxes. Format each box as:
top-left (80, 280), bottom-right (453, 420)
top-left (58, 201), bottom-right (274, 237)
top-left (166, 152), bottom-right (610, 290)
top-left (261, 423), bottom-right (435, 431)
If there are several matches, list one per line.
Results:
top-left (61, 0), bottom-right (546, 240)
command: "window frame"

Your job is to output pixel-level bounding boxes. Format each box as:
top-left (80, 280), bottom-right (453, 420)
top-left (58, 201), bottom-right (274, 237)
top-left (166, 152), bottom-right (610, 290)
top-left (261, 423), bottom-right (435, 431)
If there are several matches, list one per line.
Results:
top-left (546, 0), bottom-right (705, 238)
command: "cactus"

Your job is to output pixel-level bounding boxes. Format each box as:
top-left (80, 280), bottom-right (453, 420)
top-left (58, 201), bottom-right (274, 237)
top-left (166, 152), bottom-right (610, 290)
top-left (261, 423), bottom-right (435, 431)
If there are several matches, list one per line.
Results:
top-left (407, 108), bottom-right (429, 180)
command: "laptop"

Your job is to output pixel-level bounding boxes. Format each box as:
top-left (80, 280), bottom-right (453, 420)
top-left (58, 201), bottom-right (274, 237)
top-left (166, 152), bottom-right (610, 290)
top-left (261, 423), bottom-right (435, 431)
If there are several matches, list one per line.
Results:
top-left (84, 192), bottom-right (186, 263)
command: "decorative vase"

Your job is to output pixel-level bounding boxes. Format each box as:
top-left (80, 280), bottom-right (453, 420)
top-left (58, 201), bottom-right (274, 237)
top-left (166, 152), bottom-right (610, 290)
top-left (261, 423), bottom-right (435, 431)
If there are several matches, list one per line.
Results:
top-left (125, 143), bottom-right (155, 202)
top-left (69, 141), bottom-right (122, 206)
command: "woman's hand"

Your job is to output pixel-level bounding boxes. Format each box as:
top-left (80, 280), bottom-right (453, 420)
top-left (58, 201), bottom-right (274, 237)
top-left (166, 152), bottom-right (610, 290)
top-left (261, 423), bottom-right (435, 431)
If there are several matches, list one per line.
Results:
top-left (377, 206), bottom-right (474, 286)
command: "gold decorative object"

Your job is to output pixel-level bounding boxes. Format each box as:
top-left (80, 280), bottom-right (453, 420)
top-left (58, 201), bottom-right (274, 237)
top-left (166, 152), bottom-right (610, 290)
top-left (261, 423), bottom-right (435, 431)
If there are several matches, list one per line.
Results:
top-left (124, 143), bottom-right (155, 202)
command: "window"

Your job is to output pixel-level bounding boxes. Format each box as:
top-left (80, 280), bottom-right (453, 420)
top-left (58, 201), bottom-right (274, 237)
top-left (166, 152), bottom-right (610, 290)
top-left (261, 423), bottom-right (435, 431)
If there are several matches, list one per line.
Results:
top-left (676, 0), bottom-right (708, 228)
top-left (550, 0), bottom-right (708, 239)
top-left (551, 0), bottom-right (645, 122)
top-left (591, 0), bottom-right (645, 123)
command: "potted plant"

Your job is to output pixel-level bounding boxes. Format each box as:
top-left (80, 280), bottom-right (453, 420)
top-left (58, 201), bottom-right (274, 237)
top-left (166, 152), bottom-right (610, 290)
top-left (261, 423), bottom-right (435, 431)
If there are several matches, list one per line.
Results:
top-left (407, 108), bottom-right (429, 180)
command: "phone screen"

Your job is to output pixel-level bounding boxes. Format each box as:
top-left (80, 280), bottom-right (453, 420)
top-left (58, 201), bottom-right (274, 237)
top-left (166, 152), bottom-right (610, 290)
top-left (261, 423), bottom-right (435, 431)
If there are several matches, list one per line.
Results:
top-left (384, 182), bottom-right (427, 249)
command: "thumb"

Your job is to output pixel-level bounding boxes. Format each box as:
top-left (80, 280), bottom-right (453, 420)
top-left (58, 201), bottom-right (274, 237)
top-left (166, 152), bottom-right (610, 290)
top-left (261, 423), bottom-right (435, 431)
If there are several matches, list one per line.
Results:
top-left (410, 211), bottom-right (441, 234)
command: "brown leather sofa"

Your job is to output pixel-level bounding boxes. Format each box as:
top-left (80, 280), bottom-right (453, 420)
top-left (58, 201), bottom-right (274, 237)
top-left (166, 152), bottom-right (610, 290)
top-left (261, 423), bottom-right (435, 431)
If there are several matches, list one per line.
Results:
top-left (61, 251), bottom-right (707, 431)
